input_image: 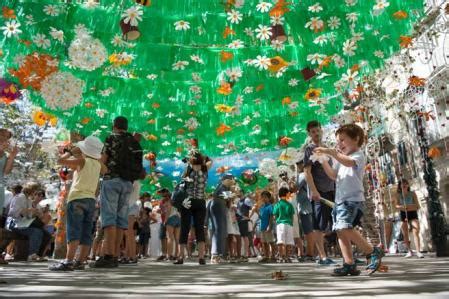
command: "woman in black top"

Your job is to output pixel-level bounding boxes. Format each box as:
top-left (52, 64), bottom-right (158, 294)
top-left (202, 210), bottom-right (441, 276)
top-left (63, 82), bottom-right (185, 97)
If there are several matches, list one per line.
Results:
top-left (174, 152), bottom-right (212, 265)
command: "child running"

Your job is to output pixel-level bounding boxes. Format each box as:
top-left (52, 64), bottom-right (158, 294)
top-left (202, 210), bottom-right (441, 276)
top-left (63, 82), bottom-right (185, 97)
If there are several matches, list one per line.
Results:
top-left (314, 124), bottom-right (384, 276)
top-left (273, 187), bottom-right (295, 263)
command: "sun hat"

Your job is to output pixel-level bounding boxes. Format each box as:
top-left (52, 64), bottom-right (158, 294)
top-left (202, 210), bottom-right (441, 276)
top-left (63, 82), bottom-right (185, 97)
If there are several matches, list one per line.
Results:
top-left (76, 136), bottom-right (103, 159)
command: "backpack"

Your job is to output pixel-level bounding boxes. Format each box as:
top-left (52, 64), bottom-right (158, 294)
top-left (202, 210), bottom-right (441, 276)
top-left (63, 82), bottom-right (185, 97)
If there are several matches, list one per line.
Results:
top-left (171, 180), bottom-right (189, 210)
top-left (116, 133), bottom-right (144, 182)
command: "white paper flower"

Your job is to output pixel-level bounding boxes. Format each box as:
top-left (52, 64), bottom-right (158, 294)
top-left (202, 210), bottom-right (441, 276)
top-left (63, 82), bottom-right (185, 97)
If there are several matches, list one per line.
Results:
top-left (342, 39), bottom-right (357, 56)
top-left (1, 20), bottom-right (22, 38)
top-left (333, 54), bottom-right (345, 68)
top-left (253, 55), bottom-right (271, 70)
top-left (244, 27), bottom-right (254, 37)
top-left (111, 34), bottom-right (125, 47)
top-left (43, 5), bottom-right (60, 16)
top-left (69, 34), bottom-right (107, 71)
top-left (374, 0), bottom-right (390, 11)
top-left (49, 27), bottom-right (64, 42)
top-left (288, 78), bottom-right (299, 87)
top-left (271, 39), bottom-right (285, 51)
top-left (174, 20), bottom-right (190, 31)
top-left (327, 16), bottom-right (341, 30)
top-left (305, 17), bottom-right (324, 32)
top-left (226, 68), bottom-right (243, 82)
top-left (121, 6), bottom-right (143, 26)
top-left (313, 35), bottom-right (328, 45)
top-left (185, 117), bottom-right (199, 131)
top-left (256, 2), bottom-right (272, 13)
top-left (275, 67), bottom-right (288, 78)
top-left (172, 60), bottom-right (189, 70)
top-left (228, 39), bottom-right (244, 49)
top-left (41, 72), bottom-right (85, 110)
top-left (33, 34), bottom-right (51, 49)
top-left (374, 50), bottom-right (384, 58)
top-left (351, 32), bottom-right (364, 42)
top-left (255, 24), bottom-right (272, 41)
top-left (190, 55), bottom-right (204, 64)
top-left (341, 69), bottom-right (359, 88)
top-left (307, 53), bottom-right (326, 64)
top-left (96, 109), bottom-right (107, 118)
top-left (25, 15), bottom-right (35, 26)
top-left (308, 3), bottom-right (323, 13)
top-left (243, 86), bottom-right (254, 94)
top-left (189, 85), bottom-right (202, 94)
top-left (84, 0), bottom-right (99, 8)
top-left (270, 15), bottom-right (284, 25)
top-left (310, 153), bottom-right (330, 164)
top-left (346, 12), bottom-right (359, 23)
top-left (227, 9), bottom-right (243, 24)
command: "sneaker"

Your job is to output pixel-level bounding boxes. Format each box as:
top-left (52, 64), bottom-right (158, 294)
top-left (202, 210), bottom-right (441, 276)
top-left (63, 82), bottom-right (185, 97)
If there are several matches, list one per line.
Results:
top-left (297, 256), bottom-right (306, 263)
top-left (199, 258), bottom-right (206, 265)
top-left (366, 247), bottom-right (385, 275)
top-left (173, 258), bottom-right (184, 265)
top-left (168, 256), bottom-right (176, 261)
top-left (284, 258), bottom-right (292, 263)
top-left (404, 251), bottom-right (413, 258)
top-left (4, 254), bottom-right (14, 261)
top-left (156, 255), bottom-right (166, 262)
top-left (317, 258), bottom-right (336, 266)
top-left (89, 256), bottom-right (117, 268)
top-left (210, 256), bottom-right (221, 265)
top-left (332, 263), bottom-right (361, 277)
top-left (73, 261), bottom-right (85, 270)
top-left (27, 254), bottom-right (40, 262)
top-left (49, 261), bottom-right (74, 271)
top-left (230, 257), bottom-right (239, 264)
top-left (120, 258), bottom-right (130, 264)
top-left (303, 255), bottom-right (316, 262)
top-left (239, 257), bottom-right (249, 263)
top-left (129, 258), bottom-right (138, 264)
top-left (417, 252), bottom-right (424, 258)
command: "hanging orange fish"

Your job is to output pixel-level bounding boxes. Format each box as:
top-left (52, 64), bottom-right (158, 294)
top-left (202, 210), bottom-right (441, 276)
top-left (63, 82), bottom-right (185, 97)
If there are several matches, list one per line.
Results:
top-left (80, 117), bottom-right (91, 125)
top-left (408, 76), bottom-right (426, 87)
top-left (147, 134), bottom-right (158, 141)
top-left (279, 136), bottom-right (293, 147)
top-left (216, 166), bottom-right (232, 174)
top-left (281, 97), bottom-right (291, 106)
top-left (217, 82), bottom-right (233, 95)
top-left (270, 0), bottom-right (291, 16)
top-left (220, 50), bottom-right (234, 63)
top-left (222, 26), bottom-right (235, 39)
top-left (256, 84), bottom-right (265, 92)
top-left (216, 123), bottom-right (232, 136)
top-left (399, 36), bottom-right (413, 48)
top-left (393, 11), bottom-right (408, 20)
top-left (2, 7), bottom-right (16, 19)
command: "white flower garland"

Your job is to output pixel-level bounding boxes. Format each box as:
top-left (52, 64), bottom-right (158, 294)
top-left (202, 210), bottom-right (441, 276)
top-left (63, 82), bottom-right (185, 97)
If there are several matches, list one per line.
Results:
top-left (41, 71), bottom-right (85, 110)
top-left (68, 34), bottom-right (107, 71)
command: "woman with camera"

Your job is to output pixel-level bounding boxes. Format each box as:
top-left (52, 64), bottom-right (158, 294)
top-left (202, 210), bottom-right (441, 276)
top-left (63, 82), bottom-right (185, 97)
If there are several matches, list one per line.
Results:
top-left (174, 152), bottom-right (211, 265)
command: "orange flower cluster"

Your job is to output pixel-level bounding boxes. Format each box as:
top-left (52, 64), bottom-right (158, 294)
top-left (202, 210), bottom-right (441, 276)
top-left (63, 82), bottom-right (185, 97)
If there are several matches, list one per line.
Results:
top-left (216, 123), bottom-right (231, 136)
top-left (9, 54), bottom-right (58, 90)
top-left (32, 111), bottom-right (58, 127)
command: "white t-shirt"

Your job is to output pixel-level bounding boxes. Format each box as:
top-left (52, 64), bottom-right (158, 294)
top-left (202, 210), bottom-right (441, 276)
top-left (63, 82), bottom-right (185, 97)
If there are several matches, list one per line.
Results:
top-left (334, 150), bottom-right (366, 204)
top-left (4, 190), bottom-right (13, 209)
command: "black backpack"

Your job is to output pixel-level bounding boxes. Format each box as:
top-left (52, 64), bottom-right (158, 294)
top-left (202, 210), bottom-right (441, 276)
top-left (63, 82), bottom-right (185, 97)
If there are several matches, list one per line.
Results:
top-left (116, 133), bottom-right (144, 182)
top-left (171, 180), bottom-right (189, 210)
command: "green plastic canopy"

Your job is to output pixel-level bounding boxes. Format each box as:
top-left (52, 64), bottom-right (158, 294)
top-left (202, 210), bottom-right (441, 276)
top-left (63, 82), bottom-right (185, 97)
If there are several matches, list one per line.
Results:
top-left (0, 0), bottom-right (423, 158)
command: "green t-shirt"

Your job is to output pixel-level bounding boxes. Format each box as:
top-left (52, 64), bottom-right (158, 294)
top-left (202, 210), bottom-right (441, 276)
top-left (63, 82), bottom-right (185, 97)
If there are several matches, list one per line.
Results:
top-left (273, 199), bottom-right (294, 226)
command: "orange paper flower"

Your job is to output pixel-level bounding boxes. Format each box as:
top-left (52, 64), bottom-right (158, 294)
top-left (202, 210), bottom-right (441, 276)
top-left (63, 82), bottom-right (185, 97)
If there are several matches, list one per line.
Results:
top-left (408, 76), bottom-right (426, 87)
top-left (223, 26), bottom-right (235, 39)
top-left (217, 82), bottom-right (233, 95)
top-left (220, 51), bottom-right (234, 63)
top-left (147, 134), bottom-right (158, 141)
top-left (270, 0), bottom-right (291, 16)
top-left (428, 147), bottom-right (442, 159)
top-left (256, 84), bottom-right (265, 92)
top-left (9, 54), bottom-right (58, 90)
top-left (393, 10), bottom-right (408, 19)
top-left (216, 123), bottom-right (232, 136)
top-left (80, 117), bottom-right (91, 125)
top-left (215, 104), bottom-right (235, 113)
top-left (268, 56), bottom-right (289, 73)
top-left (281, 97), bottom-right (291, 106)
top-left (279, 136), bottom-right (293, 146)
top-left (2, 7), bottom-right (16, 19)
top-left (399, 36), bottom-right (413, 48)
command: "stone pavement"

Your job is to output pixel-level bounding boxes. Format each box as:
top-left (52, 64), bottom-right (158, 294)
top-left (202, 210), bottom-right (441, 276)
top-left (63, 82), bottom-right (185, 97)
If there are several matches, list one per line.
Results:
top-left (1, 255), bottom-right (449, 298)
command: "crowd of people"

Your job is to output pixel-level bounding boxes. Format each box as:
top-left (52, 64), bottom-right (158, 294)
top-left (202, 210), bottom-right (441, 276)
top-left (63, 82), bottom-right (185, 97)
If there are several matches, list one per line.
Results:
top-left (0, 118), bottom-right (425, 276)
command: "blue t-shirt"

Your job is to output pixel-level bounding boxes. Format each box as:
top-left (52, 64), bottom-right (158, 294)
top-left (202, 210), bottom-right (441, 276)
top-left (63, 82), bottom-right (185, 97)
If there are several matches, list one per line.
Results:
top-left (259, 203), bottom-right (273, 231)
top-left (296, 173), bottom-right (313, 215)
top-left (334, 150), bottom-right (366, 203)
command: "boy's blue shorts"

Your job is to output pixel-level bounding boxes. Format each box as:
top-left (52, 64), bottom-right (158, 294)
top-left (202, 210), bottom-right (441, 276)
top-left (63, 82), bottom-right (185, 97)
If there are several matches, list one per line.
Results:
top-left (332, 201), bottom-right (364, 231)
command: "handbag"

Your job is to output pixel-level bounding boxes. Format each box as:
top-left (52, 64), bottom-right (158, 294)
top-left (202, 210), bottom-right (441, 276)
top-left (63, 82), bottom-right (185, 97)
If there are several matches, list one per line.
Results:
top-left (171, 180), bottom-right (189, 210)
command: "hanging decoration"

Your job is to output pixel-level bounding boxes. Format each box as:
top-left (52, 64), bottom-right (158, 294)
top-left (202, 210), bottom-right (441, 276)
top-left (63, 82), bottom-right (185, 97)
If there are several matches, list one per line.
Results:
top-left (0, 78), bottom-right (21, 104)
top-left (0, 0), bottom-right (425, 158)
top-left (40, 71), bottom-right (85, 110)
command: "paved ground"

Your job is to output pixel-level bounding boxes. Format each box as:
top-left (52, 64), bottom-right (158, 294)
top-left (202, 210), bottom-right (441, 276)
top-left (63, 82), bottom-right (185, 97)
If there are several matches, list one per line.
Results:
top-left (1, 255), bottom-right (449, 298)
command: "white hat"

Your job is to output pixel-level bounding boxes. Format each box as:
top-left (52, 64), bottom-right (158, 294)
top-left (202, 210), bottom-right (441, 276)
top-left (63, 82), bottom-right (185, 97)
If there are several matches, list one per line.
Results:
top-left (143, 201), bottom-right (152, 210)
top-left (77, 136), bottom-right (103, 159)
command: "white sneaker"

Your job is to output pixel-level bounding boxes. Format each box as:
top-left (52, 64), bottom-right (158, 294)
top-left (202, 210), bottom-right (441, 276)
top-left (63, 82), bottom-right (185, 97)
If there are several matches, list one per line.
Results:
top-left (27, 254), bottom-right (40, 262)
top-left (4, 254), bottom-right (14, 261)
top-left (417, 252), bottom-right (424, 258)
top-left (404, 251), bottom-right (413, 258)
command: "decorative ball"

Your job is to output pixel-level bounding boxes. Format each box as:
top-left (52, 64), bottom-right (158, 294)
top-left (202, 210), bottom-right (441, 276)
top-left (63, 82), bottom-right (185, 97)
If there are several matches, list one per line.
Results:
top-left (68, 34), bottom-right (107, 71)
top-left (241, 169), bottom-right (257, 185)
top-left (40, 71), bottom-right (85, 110)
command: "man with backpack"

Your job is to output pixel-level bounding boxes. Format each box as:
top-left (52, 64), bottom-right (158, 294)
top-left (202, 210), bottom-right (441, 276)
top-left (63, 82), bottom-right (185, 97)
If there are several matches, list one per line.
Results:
top-left (90, 116), bottom-right (144, 268)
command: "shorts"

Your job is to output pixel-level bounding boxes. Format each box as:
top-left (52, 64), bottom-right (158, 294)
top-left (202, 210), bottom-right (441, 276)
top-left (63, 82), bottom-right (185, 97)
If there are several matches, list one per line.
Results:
top-left (100, 178), bottom-right (133, 229)
top-left (261, 231), bottom-right (275, 243)
top-left (332, 201), bottom-right (364, 231)
top-left (128, 202), bottom-right (140, 217)
top-left (311, 191), bottom-right (334, 232)
top-left (400, 211), bottom-right (418, 221)
top-left (276, 223), bottom-right (294, 245)
top-left (238, 220), bottom-right (250, 237)
top-left (166, 215), bottom-right (181, 228)
top-left (66, 198), bottom-right (96, 245)
top-left (300, 213), bottom-right (313, 235)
